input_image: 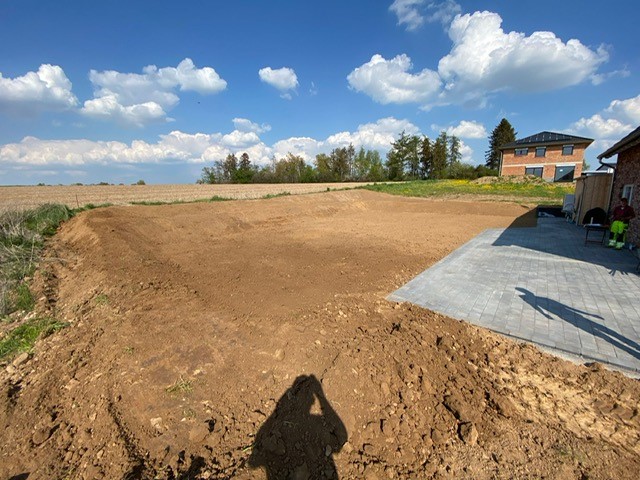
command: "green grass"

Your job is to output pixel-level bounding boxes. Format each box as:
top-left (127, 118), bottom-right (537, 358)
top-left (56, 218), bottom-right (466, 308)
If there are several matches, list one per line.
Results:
top-left (362, 179), bottom-right (574, 204)
top-left (262, 191), bottom-right (292, 199)
top-left (165, 376), bottom-right (194, 395)
top-left (0, 316), bottom-right (68, 360)
top-left (130, 195), bottom-right (231, 206)
top-left (1, 204), bottom-right (73, 318)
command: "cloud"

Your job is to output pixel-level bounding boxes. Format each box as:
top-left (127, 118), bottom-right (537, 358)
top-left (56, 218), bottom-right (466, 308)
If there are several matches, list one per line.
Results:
top-left (271, 137), bottom-right (322, 162)
top-left (326, 117), bottom-right (420, 151)
top-left (0, 64), bottom-right (78, 114)
top-left (81, 58), bottom-right (226, 126)
top-left (232, 118), bottom-right (271, 134)
top-left (389, 0), bottom-right (426, 31)
top-left (258, 67), bottom-right (298, 98)
top-left (0, 117), bottom-right (420, 169)
top-left (390, 1), bottom-right (461, 31)
top-left (432, 120), bottom-right (486, 139)
top-left (221, 130), bottom-right (262, 149)
top-left (347, 54), bottom-right (441, 104)
top-left (438, 11), bottom-right (608, 102)
top-left (604, 94), bottom-right (640, 124)
top-left (351, 10), bottom-right (607, 108)
top-left (81, 96), bottom-right (168, 127)
top-left (570, 114), bottom-right (632, 139)
top-left (568, 94), bottom-right (639, 151)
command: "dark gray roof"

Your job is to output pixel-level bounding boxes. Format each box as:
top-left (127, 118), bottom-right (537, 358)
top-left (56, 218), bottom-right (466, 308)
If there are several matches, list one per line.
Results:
top-left (500, 131), bottom-right (594, 150)
top-left (597, 125), bottom-right (640, 159)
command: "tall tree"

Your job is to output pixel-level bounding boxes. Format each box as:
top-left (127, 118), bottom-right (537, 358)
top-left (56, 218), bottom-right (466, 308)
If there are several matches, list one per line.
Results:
top-left (234, 152), bottom-right (254, 183)
top-left (485, 118), bottom-right (516, 170)
top-left (419, 136), bottom-right (433, 179)
top-left (315, 153), bottom-right (335, 182)
top-left (448, 135), bottom-right (462, 175)
top-left (431, 131), bottom-right (449, 179)
top-left (386, 131), bottom-right (420, 181)
top-left (405, 135), bottom-right (421, 180)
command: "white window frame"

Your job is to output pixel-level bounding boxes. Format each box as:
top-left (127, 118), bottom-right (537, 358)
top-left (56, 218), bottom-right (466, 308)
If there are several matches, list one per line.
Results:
top-left (622, 184), bottom-right (634, 204)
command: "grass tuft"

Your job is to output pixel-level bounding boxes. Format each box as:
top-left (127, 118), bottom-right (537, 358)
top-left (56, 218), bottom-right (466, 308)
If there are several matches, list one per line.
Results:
top-left (0, 316), bottom-right (69, 360)
top-left (165, 376), bottom-right (194, 395)
top-left (1, 204), bottom-right (73, 318)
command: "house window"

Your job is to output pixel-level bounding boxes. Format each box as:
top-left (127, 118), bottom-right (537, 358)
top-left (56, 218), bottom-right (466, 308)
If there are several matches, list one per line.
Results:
top-left (525, 167), bottom-right (543, 178)
top-left (535, 147), bottom-right (546, 157)
top-left (562, 145), bottom-right (574, 155)
top-left (515, 148), bottom-right (528, 156)
top-left (554, 165), bottom-right (575, 182)
top-left (622, 184), bottom-right (634, 204)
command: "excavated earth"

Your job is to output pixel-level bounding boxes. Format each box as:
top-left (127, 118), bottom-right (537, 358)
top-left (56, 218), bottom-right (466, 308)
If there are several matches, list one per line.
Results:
top-left (1, 190), bottom-right (639, 479)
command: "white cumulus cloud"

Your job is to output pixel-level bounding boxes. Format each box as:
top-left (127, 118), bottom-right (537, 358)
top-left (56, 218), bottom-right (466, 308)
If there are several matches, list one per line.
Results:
top-left (232, 117), bottom-right (271, 134)
top-left (432, 120), bottom-right (486, 139)
top-left (0, 64), bottom-right (78, 114)
top-left (351, 9), bottom-right (608, 108)
top-left (258, 67), bottom-right (298, 99)
top-left (347, 54), bottom-right (441, 104)
top-left (604, 94), bottom-right (640, 124)
top-left (438, 11), bottom-right (608, 102)
top-left (326, 117), bottom-right (421, 151)
top-left (0, 117), bottom-right (423, 170)
top-left (568, 94), bottom-right (639, 155)
top-left (81, 58), bottom-right (227, 126)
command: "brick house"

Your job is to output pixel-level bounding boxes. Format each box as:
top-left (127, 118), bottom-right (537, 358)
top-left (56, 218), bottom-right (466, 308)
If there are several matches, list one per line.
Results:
top-left (499, 131), bottom-right (593, 182)
top-left (597, 125), bottom-right (640, 245)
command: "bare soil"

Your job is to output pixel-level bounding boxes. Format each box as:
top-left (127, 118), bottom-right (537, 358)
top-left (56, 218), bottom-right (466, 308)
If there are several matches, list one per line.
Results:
top-left (1, 190), bottom-right (638, 480)
top-left (0, 183), bottom-right (369, 209)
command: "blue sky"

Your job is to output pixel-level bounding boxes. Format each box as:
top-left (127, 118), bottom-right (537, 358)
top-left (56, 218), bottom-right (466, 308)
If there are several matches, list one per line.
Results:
top-left (0, 0), bottom-right (638, 185)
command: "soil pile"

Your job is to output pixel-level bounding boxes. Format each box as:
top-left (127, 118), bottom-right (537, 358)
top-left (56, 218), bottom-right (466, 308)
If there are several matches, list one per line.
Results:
top-left (1, 190), bottom-right (638, 479)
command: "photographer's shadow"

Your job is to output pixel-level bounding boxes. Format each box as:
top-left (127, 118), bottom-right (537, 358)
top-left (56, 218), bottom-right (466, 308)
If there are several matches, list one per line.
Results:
top-left (248, 374), bottom-right (347, 479)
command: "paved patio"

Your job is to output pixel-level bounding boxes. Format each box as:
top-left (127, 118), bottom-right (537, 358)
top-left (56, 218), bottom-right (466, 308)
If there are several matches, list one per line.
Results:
top-left (389, 217), bottom-right (640, 374)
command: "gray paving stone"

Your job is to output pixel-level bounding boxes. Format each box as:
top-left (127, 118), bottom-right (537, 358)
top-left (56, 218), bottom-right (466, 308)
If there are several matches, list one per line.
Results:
top-left (389, 217), bottom-right (640, 374)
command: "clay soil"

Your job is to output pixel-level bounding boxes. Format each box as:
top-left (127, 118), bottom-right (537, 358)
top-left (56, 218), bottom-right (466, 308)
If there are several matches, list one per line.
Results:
top-left (1, 190), bottom-right (639, 480)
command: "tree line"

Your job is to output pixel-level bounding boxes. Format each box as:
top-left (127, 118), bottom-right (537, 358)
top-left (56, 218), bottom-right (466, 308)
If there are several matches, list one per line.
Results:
top-left (198, 120), bottom-right (516, 184)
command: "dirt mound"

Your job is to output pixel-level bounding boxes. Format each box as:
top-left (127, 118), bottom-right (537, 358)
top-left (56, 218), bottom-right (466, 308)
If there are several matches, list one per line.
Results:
top-left (472, 175), bottom-right (548, 185)
top-left (1, 190), bottom-right (638, 479)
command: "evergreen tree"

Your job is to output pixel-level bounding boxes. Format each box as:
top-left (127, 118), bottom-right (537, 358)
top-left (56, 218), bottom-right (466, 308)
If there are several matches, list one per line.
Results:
top-left (485, 118), bottom-right (516, 170)
top-left (431, 131), bottom-right (449, 179)
top-left (448, 135), bottom-right (462, 176)
top-left (419, 136), bottom-right (433, 179)
top-left (235, 152), bottom-right (254, 183)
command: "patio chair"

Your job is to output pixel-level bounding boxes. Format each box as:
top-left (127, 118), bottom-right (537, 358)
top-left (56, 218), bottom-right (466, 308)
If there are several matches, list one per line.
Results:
top-left (582, 207), bottom-right (608, 246)
top-left (561, 194), bottom-right (575, 222)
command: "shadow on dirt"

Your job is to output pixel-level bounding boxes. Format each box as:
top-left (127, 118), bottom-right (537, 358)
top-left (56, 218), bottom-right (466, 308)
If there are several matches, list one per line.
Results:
top-left (248, 374), bottom-right (347, 479)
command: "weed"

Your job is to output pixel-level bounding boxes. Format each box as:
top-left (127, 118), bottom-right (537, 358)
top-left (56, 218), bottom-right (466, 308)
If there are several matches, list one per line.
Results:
top-left (123, 346), bottom-right (135, 354)
top-left (1, 204), bottom-right (72, 318)
top-left (130, 196), bottom-right (231, 206)
top-left (262, 192), bottom-right (291, 199)
top-left (182, 407), bottom-right (197, 419)
top-left (13, 282), bottom-right (35, 311)
top-left (94, 294), bottom-right (109, 306)
top-left (0, 316), bottom-right (68, 360)
top-left (165, 376), bottom-right (194, 395)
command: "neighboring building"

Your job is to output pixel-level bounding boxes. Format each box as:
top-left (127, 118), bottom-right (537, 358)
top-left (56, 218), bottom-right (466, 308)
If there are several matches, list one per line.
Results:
top-left (598, 125), bottom-right (640, 245)
top-left (499, 131), bottom-right (594, 182)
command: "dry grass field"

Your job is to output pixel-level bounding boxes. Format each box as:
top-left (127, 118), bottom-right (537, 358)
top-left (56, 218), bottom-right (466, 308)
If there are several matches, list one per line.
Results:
top-left (0, 182), bottom-right (370, 209)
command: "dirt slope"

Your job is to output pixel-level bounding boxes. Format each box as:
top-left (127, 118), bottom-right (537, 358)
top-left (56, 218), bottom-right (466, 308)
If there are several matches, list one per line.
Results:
top-left (1, 190), bottom-right (638, 479)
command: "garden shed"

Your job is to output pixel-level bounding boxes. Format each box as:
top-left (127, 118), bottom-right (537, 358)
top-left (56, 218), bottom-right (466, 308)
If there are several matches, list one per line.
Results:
top-left (573, 171), bottom-right (613, 225)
